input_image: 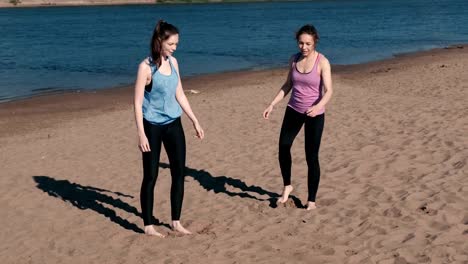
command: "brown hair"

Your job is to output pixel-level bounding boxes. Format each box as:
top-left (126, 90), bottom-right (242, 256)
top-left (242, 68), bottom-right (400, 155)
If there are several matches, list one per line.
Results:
top-left (150, 19), bottom-right (179, 67)
top-left (295, 24), bottom-right (319, 44)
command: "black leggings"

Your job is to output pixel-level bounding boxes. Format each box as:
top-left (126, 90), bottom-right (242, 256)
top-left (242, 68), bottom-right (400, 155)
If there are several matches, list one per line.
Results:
top-left (279, 107), bottom-right (325, 202)
top-left (141, 118), bottom-right (186, 225)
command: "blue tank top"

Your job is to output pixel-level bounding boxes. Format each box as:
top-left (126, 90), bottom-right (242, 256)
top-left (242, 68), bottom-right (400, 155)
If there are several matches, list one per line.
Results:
top-left (142, 57), bottom-right (183, 125)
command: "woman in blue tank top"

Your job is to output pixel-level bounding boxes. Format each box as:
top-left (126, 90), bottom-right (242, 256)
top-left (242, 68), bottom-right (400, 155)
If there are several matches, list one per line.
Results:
top-left (134, 20), bottom-right (204, 237)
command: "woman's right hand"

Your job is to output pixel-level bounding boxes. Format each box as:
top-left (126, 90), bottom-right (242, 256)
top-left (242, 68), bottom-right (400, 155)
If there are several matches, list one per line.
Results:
top-left (263, 104), bottom-right (274, 119)
top-left (193, 121), bottom-right (205, 140)
top-left (138, 134), bottom-right (151, 152)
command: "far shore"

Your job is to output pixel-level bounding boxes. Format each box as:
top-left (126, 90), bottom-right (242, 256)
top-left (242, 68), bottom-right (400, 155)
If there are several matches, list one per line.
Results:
top-left (0, 0), bottom-right (291, 8)
top-left (0, 0), bottom-right (154, 8)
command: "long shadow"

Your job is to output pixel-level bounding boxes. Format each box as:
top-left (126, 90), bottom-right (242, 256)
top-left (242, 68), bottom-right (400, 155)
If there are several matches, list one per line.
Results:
top-left (33, 176), bottom-right (170, 233)
top-left (159, 163), bottom-right (303, 208)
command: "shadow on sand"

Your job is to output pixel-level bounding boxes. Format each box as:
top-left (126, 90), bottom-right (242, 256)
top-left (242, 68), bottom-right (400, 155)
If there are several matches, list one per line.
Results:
top-left (33, 176), bottom-right (171, 234)
top-left (160, 163), bottom-right (304, 208)
top-left (33, 165), bottom-right (304, 234)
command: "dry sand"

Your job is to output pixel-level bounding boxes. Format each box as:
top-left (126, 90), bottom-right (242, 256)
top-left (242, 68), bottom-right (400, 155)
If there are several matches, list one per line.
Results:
top-left (0, 46), bottom-right (467, 263)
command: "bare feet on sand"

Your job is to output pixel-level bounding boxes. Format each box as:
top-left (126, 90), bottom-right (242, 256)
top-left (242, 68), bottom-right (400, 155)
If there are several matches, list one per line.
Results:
top-left (144, 225), bottom-right (165, 237)
top-left (172, 221), bottom-right (192, 235)
top-left (306, 201), bottom-right (317, 210)
top-left (278, 185), bottom-right (294, 204)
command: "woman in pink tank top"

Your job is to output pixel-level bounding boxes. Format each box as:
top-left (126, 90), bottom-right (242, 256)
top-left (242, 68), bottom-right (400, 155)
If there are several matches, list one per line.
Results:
top-left (263, 24), bottom-right (333, 210)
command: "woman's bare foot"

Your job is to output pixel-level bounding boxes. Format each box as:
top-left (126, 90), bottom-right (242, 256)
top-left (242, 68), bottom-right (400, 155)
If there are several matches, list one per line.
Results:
top-left (144, 225), bottom-right (165, 237)
top-left (278, 185), bottom-right (294, 204)
top-left (306, 201), bottom-right (317, 210)
top-left (172, 221), bottom-right (192, 235)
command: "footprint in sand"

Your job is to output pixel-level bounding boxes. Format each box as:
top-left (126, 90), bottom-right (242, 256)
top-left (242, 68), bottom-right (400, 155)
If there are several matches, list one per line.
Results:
top-left (345, 249), bottom-right (358, 256)
top-left (321, 247), bottom-right (335, 256)
top-left (429, 220), bottom-right (450, 231)
top-left (345, 209), bottom-right (357, 217)
top-left (418, 205), bottom-right (438, 216)
top-left (319, 198), bottom-right (337, 206)
top-left (425, 233), bottom-right (438, 243)
top-left (443, 140), bottom-right (454, 147)
top-left (402, 215), bottom-right (415, 222)
top-left (452, 160), bottom-right (465, 169)
top-left (401, 233), bottom-right (415, 243)
top-left (416, 253), bottom-right (431, 263)
top-left (461, 214), bottom-right (468, 225)
top-left (383, 207), bottom-right (402, 218)
top-left (278, 199), bottom-right (299, 209)
top-left (394, 256), bottom-right (410, 264)
top-left (192, 221), bottom-right (217, 237)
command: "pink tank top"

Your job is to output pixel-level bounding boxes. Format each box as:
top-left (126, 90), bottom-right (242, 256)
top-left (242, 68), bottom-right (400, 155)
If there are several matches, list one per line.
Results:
top-left (287, 52), bottom-right (325, 115)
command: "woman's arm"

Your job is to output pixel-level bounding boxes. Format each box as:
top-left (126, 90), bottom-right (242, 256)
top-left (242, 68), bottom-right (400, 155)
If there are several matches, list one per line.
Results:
top-left (306, 56), bottom-right (333, 117)
top-left (134, 60), bottom-right (152, 152)
top-left (171, 57), bottom-right (204, 139)
top-left (263, 56), bottom-right (295, 119)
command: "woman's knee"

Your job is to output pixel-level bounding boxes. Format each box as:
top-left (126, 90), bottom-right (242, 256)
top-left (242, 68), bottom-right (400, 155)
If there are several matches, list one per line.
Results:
top-left (279, 138), bottom-right (293, 151)
top-left (305, 153), bottom-right (319, 164)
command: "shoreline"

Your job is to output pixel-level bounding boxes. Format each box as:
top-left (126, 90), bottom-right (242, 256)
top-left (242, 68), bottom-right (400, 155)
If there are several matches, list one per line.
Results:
top-left (1, 43), bottom-right (466, 106)
top-left (0, 44), bottom-right (467, 139)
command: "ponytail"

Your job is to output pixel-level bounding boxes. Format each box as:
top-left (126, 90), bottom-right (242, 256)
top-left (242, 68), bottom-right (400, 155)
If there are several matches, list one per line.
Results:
top-left (150, 19), bottom-right (179, 67)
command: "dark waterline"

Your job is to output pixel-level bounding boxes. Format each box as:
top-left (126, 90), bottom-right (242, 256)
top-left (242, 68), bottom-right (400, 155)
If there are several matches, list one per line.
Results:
top-left (1, 0), bottom-right (468, 102)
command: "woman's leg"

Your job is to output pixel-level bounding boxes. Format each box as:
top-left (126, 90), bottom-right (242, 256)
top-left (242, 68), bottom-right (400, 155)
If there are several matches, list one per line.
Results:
top-left (162, 118), bottom-right (186, 221)
top-left (279, 107), bottom-right (305, 186)
top-left (304, 114), bottom-right (325, 206)
top-left (162, 118), bottom-right (191, 234)
top-left (140, 119), bottom-right (163, 226)
top-left (278, 107), bottom-right (305, 202)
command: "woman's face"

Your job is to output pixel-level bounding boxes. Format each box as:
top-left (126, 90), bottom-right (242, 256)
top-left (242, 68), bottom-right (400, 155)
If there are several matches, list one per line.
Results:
top-left (297, 33), bottom-right (315, 57)
top-left (161, 34), bottom-right (179, 57)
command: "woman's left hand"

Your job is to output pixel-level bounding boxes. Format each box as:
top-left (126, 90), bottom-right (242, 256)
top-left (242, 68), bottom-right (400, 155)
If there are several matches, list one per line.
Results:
top-left (306, 105), bottom-right (321, 117)
top-left (193, 122), bottom-right (204, 139)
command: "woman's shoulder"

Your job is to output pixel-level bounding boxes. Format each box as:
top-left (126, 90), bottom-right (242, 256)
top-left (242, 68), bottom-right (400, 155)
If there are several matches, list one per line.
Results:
top-left (318, 53), bottom-right (330, 63)
top-left (291, 53), bottom-right (301, 60)
top-left (167, 55), bottom-right (180, 69)
top-left (138, 58), bottom-right (153, 74)
top-left (140, 57), bottom-right (152, 67)
top-left (288, 53), bottom-right (301, 64)
top-left (168, 55), bottom-right (178, 64)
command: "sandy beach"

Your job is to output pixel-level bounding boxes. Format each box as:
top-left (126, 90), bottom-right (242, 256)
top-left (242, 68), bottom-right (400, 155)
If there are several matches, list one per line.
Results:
top-left (0, 46), bottom-right (467, 263)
